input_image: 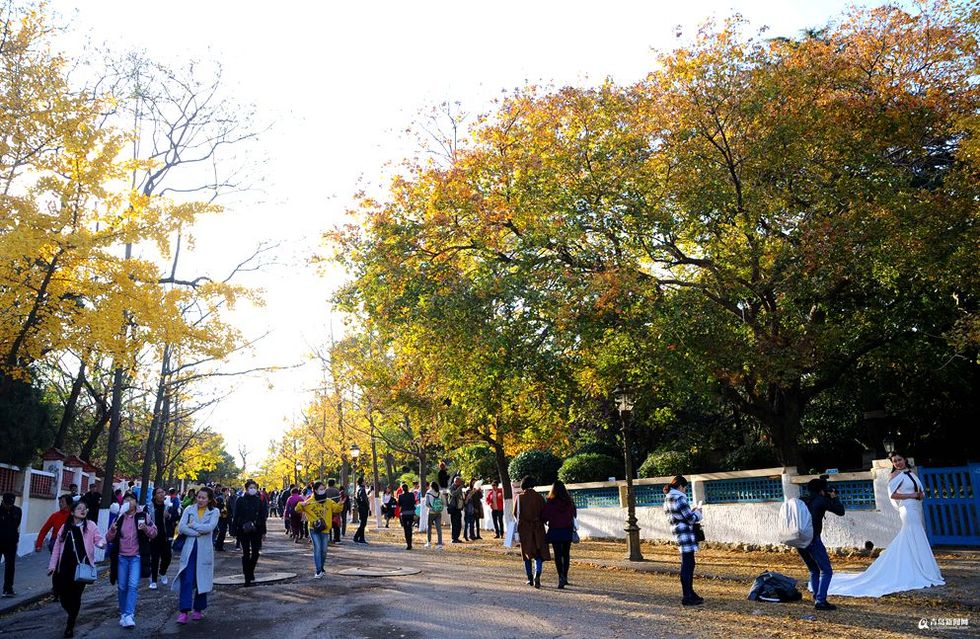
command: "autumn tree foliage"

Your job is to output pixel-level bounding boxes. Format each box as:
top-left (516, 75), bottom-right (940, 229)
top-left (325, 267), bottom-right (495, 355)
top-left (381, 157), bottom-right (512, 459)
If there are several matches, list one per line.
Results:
top-left (329, 2), bottom-right (979, 469)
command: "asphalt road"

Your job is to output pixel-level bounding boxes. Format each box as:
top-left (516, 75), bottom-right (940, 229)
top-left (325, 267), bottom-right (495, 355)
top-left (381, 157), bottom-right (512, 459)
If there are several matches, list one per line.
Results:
top-left (0, 525), bottom-right (974, 639)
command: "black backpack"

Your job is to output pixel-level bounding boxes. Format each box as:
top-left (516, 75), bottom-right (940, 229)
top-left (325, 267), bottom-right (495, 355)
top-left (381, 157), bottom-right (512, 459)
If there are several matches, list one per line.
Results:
top-left (747, 571), bottom-right (803, 602)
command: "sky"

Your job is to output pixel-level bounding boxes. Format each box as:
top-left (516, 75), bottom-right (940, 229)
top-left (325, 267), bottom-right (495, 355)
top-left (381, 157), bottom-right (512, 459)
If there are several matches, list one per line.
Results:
top-left (48, 0), bottom-right (887, 473)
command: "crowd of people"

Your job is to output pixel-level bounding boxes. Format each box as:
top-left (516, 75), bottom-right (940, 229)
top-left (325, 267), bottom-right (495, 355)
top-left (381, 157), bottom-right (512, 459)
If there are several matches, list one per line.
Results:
top-left (0, 450), bottom-right (948, 637)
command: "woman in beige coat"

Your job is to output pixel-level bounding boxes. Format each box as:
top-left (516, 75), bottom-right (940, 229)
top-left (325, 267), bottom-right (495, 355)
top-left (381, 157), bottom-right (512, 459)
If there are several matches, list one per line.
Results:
top-left (514, 475), bottom-right (550, 588)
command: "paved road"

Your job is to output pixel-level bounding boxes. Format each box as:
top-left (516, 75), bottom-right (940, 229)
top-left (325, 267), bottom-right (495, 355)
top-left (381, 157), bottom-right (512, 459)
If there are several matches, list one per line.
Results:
top-left (0, 527), bottom-right (974, 639)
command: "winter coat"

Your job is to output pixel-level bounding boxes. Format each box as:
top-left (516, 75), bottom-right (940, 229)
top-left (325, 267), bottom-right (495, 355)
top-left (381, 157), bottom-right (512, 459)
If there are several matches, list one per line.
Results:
top-left (172, 505), bottom-right (219, 595)
top-left (515, 490), bottom-right (550, 561)
top-left (49, 520), bottom-right (105, 572)
top-left (232, 493), bottom-right (267, 537)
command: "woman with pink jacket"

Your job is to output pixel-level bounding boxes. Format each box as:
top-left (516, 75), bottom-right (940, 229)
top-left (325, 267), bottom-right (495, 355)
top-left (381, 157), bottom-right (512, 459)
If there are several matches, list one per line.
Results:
top-left (48, 500), bottom-right (106, 638)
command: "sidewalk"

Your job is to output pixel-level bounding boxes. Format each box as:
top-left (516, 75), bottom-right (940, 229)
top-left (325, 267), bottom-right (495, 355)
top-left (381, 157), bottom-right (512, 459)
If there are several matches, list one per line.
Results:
top-left (0, 549), bottom-right (55, 616)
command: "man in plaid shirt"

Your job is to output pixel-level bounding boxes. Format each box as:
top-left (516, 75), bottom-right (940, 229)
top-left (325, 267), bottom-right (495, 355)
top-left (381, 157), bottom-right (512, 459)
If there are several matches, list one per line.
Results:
top-left (663, 476), bottom-right (703, 605)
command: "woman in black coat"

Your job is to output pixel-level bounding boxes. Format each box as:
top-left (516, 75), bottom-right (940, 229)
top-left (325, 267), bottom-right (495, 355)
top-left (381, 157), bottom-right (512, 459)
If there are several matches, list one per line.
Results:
top-left (232, 481), bottom-right (267, 586)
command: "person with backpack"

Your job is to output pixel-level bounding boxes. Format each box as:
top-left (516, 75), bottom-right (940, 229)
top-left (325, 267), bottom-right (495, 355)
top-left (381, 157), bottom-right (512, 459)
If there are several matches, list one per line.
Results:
top-left (423, 481), bottom-right (444, 548)
top-left (663, 475), bottom-right (703, 606)
top-left (295, 482), bottom-right (343, 578)
top-left (797, 477), bottom-right (845, 611)
top-left (106, 492), bottom-right (157, 628)
top-left (352, 478), bottom-right (371, 544)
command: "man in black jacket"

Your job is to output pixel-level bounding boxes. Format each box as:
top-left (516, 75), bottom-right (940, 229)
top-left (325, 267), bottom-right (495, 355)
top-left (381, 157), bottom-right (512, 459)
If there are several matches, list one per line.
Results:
top-left (798, 478), bottom-right (845, 611)
top-left (0, 493), bottom-right (22, 597)
top-left (352, 478), bottom-right (370, 544)
top-left (233, 480), bottom-right (267, 586)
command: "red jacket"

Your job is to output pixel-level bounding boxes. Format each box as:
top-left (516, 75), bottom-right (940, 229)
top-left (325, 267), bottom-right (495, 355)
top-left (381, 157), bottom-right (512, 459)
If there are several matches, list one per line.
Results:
top-left (36, 509), bottom-right (70, 551)
top-left (485, 487), bottom-right (504, 511)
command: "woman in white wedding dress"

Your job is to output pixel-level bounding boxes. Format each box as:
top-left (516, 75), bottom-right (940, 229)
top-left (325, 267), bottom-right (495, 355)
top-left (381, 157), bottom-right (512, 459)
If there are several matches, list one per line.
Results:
top-left (827, 452), bottom-right (945, 597)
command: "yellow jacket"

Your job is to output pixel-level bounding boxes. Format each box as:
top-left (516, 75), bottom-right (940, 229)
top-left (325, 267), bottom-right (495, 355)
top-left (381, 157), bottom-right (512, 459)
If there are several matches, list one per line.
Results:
top-left (295, 496), bottom-right (343, 523)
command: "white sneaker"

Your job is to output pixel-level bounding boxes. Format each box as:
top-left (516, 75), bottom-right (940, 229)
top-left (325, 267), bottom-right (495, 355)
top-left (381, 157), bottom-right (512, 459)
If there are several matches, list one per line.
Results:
top-left (119, 615), bottom-right (127, 627)
top-left (424, 542), bottom-right (431, 548)
top-left (125, 614), bottom-right (136, 628)
top-left (160, 575), bottom-right (168, 585)
top-left (436, 543), bottom-right (444, 550)
top-left (148, 581), bottom-right (157, 590)
top-left (313, 571), bottom-right (324, 579)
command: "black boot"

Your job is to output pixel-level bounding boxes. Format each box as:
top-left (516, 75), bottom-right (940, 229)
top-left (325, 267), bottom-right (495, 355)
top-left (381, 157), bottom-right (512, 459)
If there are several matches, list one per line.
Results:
top-left (534, 572), bottom-right (541, 589)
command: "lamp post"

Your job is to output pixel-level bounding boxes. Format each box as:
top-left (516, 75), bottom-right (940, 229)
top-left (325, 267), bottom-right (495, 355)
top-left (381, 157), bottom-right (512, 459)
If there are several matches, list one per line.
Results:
top-left (615, 387), bottom-right (644, 561)
top-left (882, 434), bottom-right (896, 457)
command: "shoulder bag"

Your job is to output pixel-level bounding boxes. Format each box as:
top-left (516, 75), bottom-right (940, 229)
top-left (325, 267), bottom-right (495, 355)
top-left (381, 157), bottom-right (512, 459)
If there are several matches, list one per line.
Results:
top-left (71, 530), bottom-right (97, 584)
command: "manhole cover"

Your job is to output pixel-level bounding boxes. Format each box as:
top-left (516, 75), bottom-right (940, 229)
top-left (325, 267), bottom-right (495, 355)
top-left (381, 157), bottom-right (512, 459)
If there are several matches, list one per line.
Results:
top-left (213, 571), bottom-right (296, 585)
top-left (337, 567), bottom-right (421, 577)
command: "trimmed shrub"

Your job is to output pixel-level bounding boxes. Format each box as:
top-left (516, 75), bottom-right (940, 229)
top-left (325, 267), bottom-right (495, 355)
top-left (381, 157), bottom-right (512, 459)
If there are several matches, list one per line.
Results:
top-left (558, 453), bottom-right (621, 484)
top-left (508, 450), bottom-right (562, 486)
top-left (395, 472), bottom-right (419, 487)
top-left (638, 449), bottom-right (692, 478)
top-left (572, 440), bottom-right (621, 459)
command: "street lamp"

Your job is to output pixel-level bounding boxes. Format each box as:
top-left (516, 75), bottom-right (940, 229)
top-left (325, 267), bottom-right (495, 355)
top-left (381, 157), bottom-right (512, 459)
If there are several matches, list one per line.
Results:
top-left (882, 434), bottom-right (896, 457)
top-left (349, 444), bottom-right (360, 482)
top-left (615, 386), bottom-right (644, 562)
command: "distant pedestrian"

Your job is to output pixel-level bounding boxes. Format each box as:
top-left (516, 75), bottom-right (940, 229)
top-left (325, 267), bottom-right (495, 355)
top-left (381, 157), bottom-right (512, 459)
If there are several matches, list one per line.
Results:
top-left (0, 493), bottom-right (22, 598)
top-left (486, 480), bottom-right (505, 538)
top-left (233, 480), bottom-right (267, 587)
top-left (542, 480), bottom-right (577, 589)
top-left (212, 488), bottom-right (230, 551)
top-left (295, 482), bottom-right (343, 579)
top-left (173, 487), bottom-right (219, 623)
top-left (324, 479), bottom-right (342, 543)
top-left (285, 487), bottom-right (304, 542)
top-left (437, 462), bottom-right (450, 491)
top-left (447, 478), bottom-right (465, 543)
top-left (36, 495), bottom-right (72, 554)
top-left (515, 476), bottom-right (549, 588)
top-left (381, 487), bottom-right (394, 527)
top-left (663, 475), bottom-right (703, 606)
top-left (397, 483), bottom-right (417, 550)
top-left (423, 481), bottom-right (444, 548)
top-left (80, 486), bottom-right (101, 523)
top-left (149, 488), bottom-right (177, 590)
top-left (352, 478), bottom-right (370, 544)
top-left (798, 477), bottom-right (845, 610)
top-left (106, 491), bottom-right (157, 628)
top-left (48, 500), bottom-right (106, 638)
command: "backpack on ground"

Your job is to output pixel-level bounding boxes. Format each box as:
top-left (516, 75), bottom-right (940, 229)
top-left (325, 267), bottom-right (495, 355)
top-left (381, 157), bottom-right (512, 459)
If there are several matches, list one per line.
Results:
top-left (747, 571), bottom-right (803, 602)
top-left (777, 497), bottom-right (813, 548)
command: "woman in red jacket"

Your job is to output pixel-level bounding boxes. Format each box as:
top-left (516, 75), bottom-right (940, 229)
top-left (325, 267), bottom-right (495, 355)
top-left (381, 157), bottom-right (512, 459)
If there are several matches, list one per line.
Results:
top-left (48, 501), bottom-right (106, 637)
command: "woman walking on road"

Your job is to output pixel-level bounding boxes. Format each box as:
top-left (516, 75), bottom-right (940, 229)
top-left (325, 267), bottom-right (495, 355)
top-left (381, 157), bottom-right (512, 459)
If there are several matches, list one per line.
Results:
top-left (173, 487), bottom-right (219, 623)
top-left (515, 476), bottom-right (550, 588)
top-left (149, 487), bottom-right (177, 590)
top-left (106, 492), bottom-right (157, 628)
top-left (295, 481), bottom-right (343, 579)
top-left (423, 481), bottom-right (443, 548)
top-left (663, 475), bottom-right (703, 606)
top-left (233, 480), bottom-right (268, 587)
top-left (542, 480), bottom-right (577, 589)
top-left (48, 501), bottom-right (105, 638)
top-left (397, 483), bottom-right (417, 550)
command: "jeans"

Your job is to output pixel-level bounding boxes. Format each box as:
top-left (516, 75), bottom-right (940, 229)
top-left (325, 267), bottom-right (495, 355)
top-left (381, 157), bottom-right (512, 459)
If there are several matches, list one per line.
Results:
top-left (116, 555), bottom-right (141, 616)
top-left (149, 537), bottom-right (172, 582)
top-left (353, 508), bottom-right (369, 542)
top-left (680, 551), bottom-right (696, 600)
top-left (1, 542), bottom-right (16, 593)
top-left (400, 515), bottom-right (415, 548)
top-left (464, 513), bottom-right (477, 540)
top-left (310, 531), bottom-right (328, 574)
top-left (426, 514), bottom-right (443, 544)
top-left (523, 558), bottom-right (543, 579)
top-left (449, 509), bottom-right (462, 541)
top-left (491, 510), bottom-right (504, 536)
top-left (240, 532), bottom-right (262, 584)
top-left (797, 537), bottom-right (833, 603)
top-left (178, 541), bottom-right (207, 612)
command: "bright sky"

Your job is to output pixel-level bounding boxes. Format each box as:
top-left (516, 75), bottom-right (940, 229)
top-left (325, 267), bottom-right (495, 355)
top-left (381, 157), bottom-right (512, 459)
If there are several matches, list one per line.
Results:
top-left (49, 0), bottom-right (887, 473)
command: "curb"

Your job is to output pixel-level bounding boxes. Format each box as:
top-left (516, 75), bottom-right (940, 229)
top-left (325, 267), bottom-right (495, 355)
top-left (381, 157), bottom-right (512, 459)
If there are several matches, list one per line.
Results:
top-left (0, 590), bottom-right (53, 618)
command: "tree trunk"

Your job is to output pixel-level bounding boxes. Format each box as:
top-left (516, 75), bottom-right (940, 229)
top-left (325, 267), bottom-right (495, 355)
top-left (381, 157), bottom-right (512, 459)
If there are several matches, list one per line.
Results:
top-left (139, 347), bottom-right (170, 503)
top-left (492, 439), bottom-right (511, 499)
top-left (418, 448), bottom-right (428, 490)
top-left (765, 384), bottom-right (803, 469)
top-left (384, 453), bottom-right (395, 488)
top-left (53, 359), bottom-right (86, 451)
top-left (100, 364), bottom-right (124, 505)
top-left (79, 404), bottom-right (110, 462)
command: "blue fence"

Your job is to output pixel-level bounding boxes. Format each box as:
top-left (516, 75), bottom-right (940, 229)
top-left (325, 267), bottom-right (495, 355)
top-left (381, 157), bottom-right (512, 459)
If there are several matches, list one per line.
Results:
top-left (568, 487), bottom-right (621, 509)
top-left (705, 477), bottom-right (783, 503)
top-left (797, 480), bottom-right (876, 510)
top-left (920, 464), bottom-right (980, 546)
top-left (634, 483), bottom-right (691, 507)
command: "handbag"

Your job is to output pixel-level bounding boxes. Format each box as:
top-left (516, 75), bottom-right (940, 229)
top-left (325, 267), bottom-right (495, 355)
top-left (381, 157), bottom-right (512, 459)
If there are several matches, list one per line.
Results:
top-left (241, 521), bottom-right (257, 534)
top-left (70, 531), bottom-right (97, 584)
top-left (572, 518), bottom-right (580, 544)
top-left (172, 534), bottom-right (186, 553)
top-left (312, 518), bottom-right (327, 532)
top-left (693, 523), bottom-right (706, 543)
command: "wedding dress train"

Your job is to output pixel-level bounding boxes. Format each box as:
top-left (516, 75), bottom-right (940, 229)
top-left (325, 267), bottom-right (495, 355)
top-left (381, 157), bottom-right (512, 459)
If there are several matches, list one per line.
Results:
top-left (826, 471), bottom-right (944, 597)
